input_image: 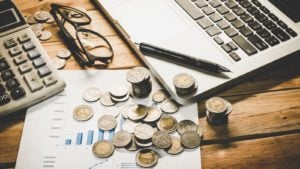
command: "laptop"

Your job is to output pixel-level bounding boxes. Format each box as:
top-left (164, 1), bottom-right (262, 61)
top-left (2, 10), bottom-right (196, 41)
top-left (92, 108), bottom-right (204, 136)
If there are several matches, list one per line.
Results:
top-left (94, 0), bottom-right (300, 104)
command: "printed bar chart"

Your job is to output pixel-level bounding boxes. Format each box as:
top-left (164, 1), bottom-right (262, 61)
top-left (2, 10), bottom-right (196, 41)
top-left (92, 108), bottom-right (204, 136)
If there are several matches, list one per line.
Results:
top-left (76, 133), bottom-right (83, 145)
top-left (87, 130), bottom-right (94, 145)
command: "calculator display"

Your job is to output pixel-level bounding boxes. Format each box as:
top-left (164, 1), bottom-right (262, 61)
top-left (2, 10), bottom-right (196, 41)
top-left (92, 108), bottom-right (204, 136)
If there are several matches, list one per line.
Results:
top-left (0, 9), bottom-right (20, 29)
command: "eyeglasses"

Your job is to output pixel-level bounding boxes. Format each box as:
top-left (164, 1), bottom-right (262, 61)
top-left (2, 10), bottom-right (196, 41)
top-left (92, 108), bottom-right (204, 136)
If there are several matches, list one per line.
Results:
top-left (50, 4), bottom-right (114, 67)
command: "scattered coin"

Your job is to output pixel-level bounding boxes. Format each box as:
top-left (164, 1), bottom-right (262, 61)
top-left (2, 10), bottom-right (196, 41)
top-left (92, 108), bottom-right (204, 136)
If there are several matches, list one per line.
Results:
top-left (46, 15), bottom-right (55, 24)
top-left (92, 140), bottom-right (114, 158)
top-left (127, 104), bottom-right (148, 121)
top-left (57, 48), bottom-right (72, 59)
top-left (126, 134), bottom-right (138, 151)
top-left (160, 99), bottom-right (179, 113)
top-left (34, 10), bottom-right (50, 22)
top-left (181, 131), bottom-right (201, 149)
top-left (135, 139), bottom-right (152, 147)
top-left (99, 92), bottom-right (115, 107)
top-left (136, 149), bottom-right (158, 168)
top-left (156, 114), bottom-right (178, 133)
top-left (177, 120), bottom-right (198, 135)
top-left (152, 131), bottom-right (172, 149)
top-left (97, 115), bottom-right (117, 131)
top-left (205, 97), bottom-right (228, 114)
top-left (52, 58), bottom-right (66, 70)
top-left (82, 87), bottom-right (101, 102)
top-left (39, 30), bottom-right (52, 41)
top-left (109, 85), bottom-right (129, 99)
top-left (73, 105), bottom-right (93, 121)
top-left (111, 94), bottom-right (129, 103)
top-left (152, 90), bottom-right (166, 103)
top-left (143, 106), bottom-right (162, 123)
top-left (134, 124), bottom-right (155, 141)
top-left (27, 14), bottom-right (37, 25)
top-left (30, 23), bottom-right (43, 37)
top-left (123, 119), bottom-right (141, 134)
top-left (102, 107), bottom-right (120, 117)
top-left (120, 104), bottom-right (134, 119)
top-left (112, 130), bottom-right (132, 148)
top-left (166, 136), bottom-right (184, 155)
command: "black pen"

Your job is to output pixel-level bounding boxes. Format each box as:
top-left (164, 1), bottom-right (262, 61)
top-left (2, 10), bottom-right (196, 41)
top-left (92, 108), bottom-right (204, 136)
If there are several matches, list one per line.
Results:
top-left (136, 42), bottom-right (231, 73)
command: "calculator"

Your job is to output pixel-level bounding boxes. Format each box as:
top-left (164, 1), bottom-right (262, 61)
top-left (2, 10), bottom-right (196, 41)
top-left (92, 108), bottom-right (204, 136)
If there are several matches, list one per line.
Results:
top-left (0, 0), bottom-right (66, 117)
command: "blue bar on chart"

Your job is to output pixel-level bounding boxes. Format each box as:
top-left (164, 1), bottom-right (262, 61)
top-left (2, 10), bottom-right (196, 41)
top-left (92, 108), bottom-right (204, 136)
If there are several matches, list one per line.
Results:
top-left (87, 130), bottom-right (94, 145)
top-left (76, 132), bottom-right (83, 145)
top-left (65, 139), bottom-right (72, 145)
top-left (98, 129), bottom-right (104, 140)
top-left (109, 129), bottom-right (115, 141)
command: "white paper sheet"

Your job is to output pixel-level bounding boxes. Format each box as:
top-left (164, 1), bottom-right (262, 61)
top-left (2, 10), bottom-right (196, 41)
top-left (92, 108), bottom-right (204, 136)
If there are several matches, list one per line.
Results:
top-left (16, 70), bottom-right (201, 169)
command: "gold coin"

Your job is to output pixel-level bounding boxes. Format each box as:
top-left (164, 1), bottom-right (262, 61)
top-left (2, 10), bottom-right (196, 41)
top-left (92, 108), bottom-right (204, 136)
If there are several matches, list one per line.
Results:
top-left (136, 149), bottom-right (158, 168)
top-left (73, 105), bottom-right (93, 121)
top-left (157, 114), bottom-right (178, 133)
top-left (173, 73), bottom-right (195, 89)
top-left (92, 140), bottom-right (114, 158)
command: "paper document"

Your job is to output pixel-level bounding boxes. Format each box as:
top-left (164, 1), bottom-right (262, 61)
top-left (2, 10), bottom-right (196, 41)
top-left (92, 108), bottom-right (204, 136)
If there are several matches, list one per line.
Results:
top-left (16, 70), bottom-right (201, 169)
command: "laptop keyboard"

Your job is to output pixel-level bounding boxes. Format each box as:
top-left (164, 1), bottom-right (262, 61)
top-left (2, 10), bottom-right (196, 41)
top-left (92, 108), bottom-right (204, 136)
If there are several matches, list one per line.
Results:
top-left (175, 0), bottom-right (298, 62)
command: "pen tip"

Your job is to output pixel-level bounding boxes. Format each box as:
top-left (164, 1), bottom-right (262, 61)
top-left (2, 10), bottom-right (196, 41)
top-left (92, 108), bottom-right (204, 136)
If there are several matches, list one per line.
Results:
top-left (219, 66), bottom-right (231, 72)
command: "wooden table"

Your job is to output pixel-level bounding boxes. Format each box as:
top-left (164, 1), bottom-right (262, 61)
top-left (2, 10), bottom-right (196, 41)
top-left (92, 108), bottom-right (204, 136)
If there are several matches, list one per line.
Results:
top-left (1, 0), bottom-right (300, 168)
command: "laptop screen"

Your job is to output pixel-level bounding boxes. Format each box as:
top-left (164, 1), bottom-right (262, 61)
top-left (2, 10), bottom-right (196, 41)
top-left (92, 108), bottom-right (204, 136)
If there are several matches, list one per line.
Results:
top-left (269, 0), bottom-right (300, 22)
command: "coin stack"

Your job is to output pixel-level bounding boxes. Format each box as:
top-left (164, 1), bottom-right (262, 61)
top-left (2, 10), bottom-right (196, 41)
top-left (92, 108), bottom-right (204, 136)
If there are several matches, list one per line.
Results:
top-left (173, 73), bottom-right (198, 96)
top-left (205, 97), bottom-right (233, 125)
top-left (126, 67), bottom-right (152, 98)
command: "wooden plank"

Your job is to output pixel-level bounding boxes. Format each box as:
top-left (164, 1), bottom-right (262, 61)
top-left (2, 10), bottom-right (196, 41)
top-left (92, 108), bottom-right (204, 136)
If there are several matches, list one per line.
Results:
top-left (202, 133), bottom-right (300, 169)
top-left (199, 89), bottom-right (300, 143)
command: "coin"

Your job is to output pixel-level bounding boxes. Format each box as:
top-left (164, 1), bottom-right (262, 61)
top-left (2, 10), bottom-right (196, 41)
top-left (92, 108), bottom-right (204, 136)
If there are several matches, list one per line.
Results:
top-left (126, 67), bottom-right (148, 84)
top-left (205, 97), bottom-right (228, 114)
top-left (166, 136), bottom-right (184, 155)
top-left (52, 58), bottom-right (66, 70)
top-left (152, 90), bottom-right (166, 103)
top-left (27, 15), bottom-right (37, 25)
top-left (127, 104), bottom-right (148, 121)
top-left (73, 105), bottom-right (93, 121)
top-left (160, 99), bottom-right (179, 113)
top-left (34, 11), bottom-right (50, 22)
top-left (181, 131), bottom-right (201, 149)
top-left (99, 92), bottom-right (115, 107)
top-left (111, 94), bottom-right (129, 103)
top-left (136, 149), bottom-right (158, 168)
top-left (123, 119), bottom-right (141, 133)
top-left (156, 114), bottom-right (178, 133)
top-left (30, 23), bottom-right (43, 37)
top-left (173, 73), bottom-right (195, 89)
top-left (97, 115), bottom-right (117, 131)
top-left (177, 120), bottom-right (198, 135)
top-left (102, 107), bottom-right (120, 117)
top-left (143, 106), bottom-right (162, 123)
top-left (39, 30), bottom-right (52, 41)
top-left (126, 134), bottom-right (138, 151)
top-left (93, 140), bottom-right (114, 158)
top-left (57, 48), bottom-right (72, 59)
top-left (152, 131), bottom-right (172, 149)
top-left (46, 15), bottom-right (55, 24)
top-left (109, 85), bottom-right (129, 98)
top-left (135, 139), bottom-right (152, 147)
top-left (112, 131), bottom-right (132, 147)
top-left (120, 104), bottom-right (134, 119)
top-left (134, 124), bottom-right (155, 141)
top-left (83, 87), bottom-right (101, 102)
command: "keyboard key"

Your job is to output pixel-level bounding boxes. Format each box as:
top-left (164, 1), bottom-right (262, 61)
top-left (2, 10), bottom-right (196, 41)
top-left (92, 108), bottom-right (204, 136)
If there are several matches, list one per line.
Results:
top-left (18, 33), bottom-right (31, 43)
top-left (240, 27), bottom-right (253, 37)
top-left (221, 44), bottom-right (232, 53)
top-left (202, 6), bottom-right (215, 15)
top-left (209, 13), bottom-right (222, 22)
top-left (227, 41), bottom-right (238, 50)
top-left (286, 28), bottom-right (297, 37)
top-left (248, 20), bottom-right (261, 30)
top-left (176, 0), bottom-right (205, 20)
top-left (265, 36), bottom-right (280, 46)
top-left (13, 54), bottom-right (27, 65)
top-left (197, 17), bottom-right (213, 29)
top-left (6, 78), bottom-right (20, 90)
top-left (247, 34), bottom-right (268, 51)
top-left (195, 0), bottom-right (208, 8)
top-left (43, 75), bottom-right (57, 87)
top-left (247, 6), bottom-right (260, 15)
top-left (0, 84), bottom-right (5, 94)
top-left (257, 28), bottom-right (271, 38)
top-left (206, 26), bottom-right (221, 36)
top-left (209, 0), bottom-right (222, 8)
top-left (18, 63), bottom-right (32, 74)
top-left (224, 13), bottom-right (237, 22)
top-left (4, 38), bottom-right (17, 49)
top-left (32, 58), bottom-right (46, 68)
top-left (263, 20), bottom-right (276, 30)
top-left (277, 20), bottom-right (288, 29)
top-left (213, 36), bottom-right (224, 45)
top-left (0, 93), bottom-right (11, 106)
top-left (10, 87), bottom-right (26, 100)
top-left (22, 41), bottom-right (36, 51)
top-left (240, 14), bottom-right (253, 23)
top-left (233, 35), bottom-right (257, 55)
top-left (252, 0), bottom-right (262, 7)
top-left (24, 72), bottom-right (43, 92)
top-left (216, 5), bottom-right (229, 15)
top-left (225, 0), bottom-right (237, 9)
top-left (217, 20), bottom-right (230, 30)
top-left (233, 7), bottom-right (245, 16)
top-left (27, 49), bottom-right (40, 60)
top-left (229, 52), bottom-right (241, 61)
top-left (239, 0), bottom-right (252, 8)
top-left (260, 6), bottom-right (270, 14)
top-left (0, 59), bottom-right (10, 71)
top-left (1, 69), bottom-right (15, 81)
top-left (255, 13), bottom-right (268, 23)
top-left (232, 19), bottom-right (245, 29)
top-left (224, 27), bottom-right (238, 37)
top-left (38, 66), bottom-right (52, 77)
top-left (271, 27), bottom-right (290, 42)
top-left (9, 46), bottom-right (22, 57)
top-left (268, 13), bottom-right (279, 22)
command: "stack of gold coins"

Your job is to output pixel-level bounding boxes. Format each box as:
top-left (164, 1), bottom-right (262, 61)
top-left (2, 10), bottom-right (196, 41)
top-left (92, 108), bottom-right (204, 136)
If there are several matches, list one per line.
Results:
top-left (205, 97), bottom-right (233, 125)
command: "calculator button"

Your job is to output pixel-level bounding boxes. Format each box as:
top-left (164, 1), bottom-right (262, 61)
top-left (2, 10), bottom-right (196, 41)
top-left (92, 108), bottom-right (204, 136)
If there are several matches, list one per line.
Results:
top-left (38, 66), bottom-right (51, 77)
top-left (1, 69), bottom-right (15, 81)
top-left (18, 63), bottom-right (32, 74)
top-left (43, 75), bottom-right (57, 87)
top-left (0, 93), bottom-right (11, 106)
top-left (10, 87), bottom-right (26, 100)
top-left (0, 59), bottom-right (10, 71)
top-left (14, 54), bottom-right (28, 65)
top-left (22, 41), bottom-right (36, 51)
top-left (27, 49), bottom-right (41, 60)
top-left (32, 58), bottom-right (46, 68)
top-left (0, 84), bottom-right (5, 94)
top-left (6, 78), bottom-right (20, 90)
top-left (18, 34), bottom-right (31, 43)
top-left (4, 38), bottom-right (17, 49)
top-left (24, 72), bottom-right (43, 92)
top-left (9, 46), bottom-right (22, 57)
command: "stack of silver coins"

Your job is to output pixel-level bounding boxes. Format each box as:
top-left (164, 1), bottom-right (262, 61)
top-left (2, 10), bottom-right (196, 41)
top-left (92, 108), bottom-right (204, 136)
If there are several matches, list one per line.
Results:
top-left (126, 67), bottom-right (152, 98)
top-left (205, 97), bottom-right (233, 125)
top-left (173, 73), bottom-right (198, 96)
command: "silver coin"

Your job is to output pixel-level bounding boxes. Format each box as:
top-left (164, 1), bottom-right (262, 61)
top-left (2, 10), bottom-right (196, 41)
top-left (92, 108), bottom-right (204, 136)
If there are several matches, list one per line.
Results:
top-left (134, 124), bottom-right (155, 141)
top-left (39, 30), bottom-right (52, 41)
top-left (52, 58), bottom-right (66, 70)
top-left (126, 67), bottom-right (148, 84)
top-left (111, 94), bottom-right (129, 103)
top-left (156, 114), bottom-right (178, 133)
top-left (102, 107), bottom-right (120, 117)
top-left (181, 131), bottom-right (201, 149)
top-left (123, 119), bottom-right (141, 133)
top-left (97, 115), bottom-right (117, 131)
top-left (173, 73), bottom-right (195, 90)
top-left (205, 97), bottom-right (228, 114)
top-left (152, 90), bottom-right (166, 103)
top-left (57, 48), bottom-right (72, 59)
top-left (136, 149), bottom-right (158, 168)
top-left (109, 85), bottom-right (129, 98)
top-left (126, 134), bottom-right (138, 151)
top-left (127, 104), bottom-right (148, 121)
top-left (73, 105), bottom-right (94, 121)
top-left (177, 120), bottom-right (198, 135)
top-left (160, 99), bottom-right (179, 113)
top-left (99, 92), bottom-right (116, 107)
top-left (83, 87), bottom-right (101, 102)
top-left (112, 130), bottom-right (132, 148)
top-left (34, 11), bottom-right (50, 22)
top-left (27, 15), bottom-right (37, 25)
top-left (30, 23), bottom-right (43, 37)
top-left (120, 104), bottom-right (135, 119)
top-left (166, 136), bottom-right (184, 155)
top-left (93, 140), bottom-right (114, 158)
top-left (152, 131), bottom-right (172, 149)
top-left (46, 15), bottom-right (55, 24)
top-left (143, 106), bottom-right (162, 123)
top-left (135, 139), bottom-right (152, 147)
